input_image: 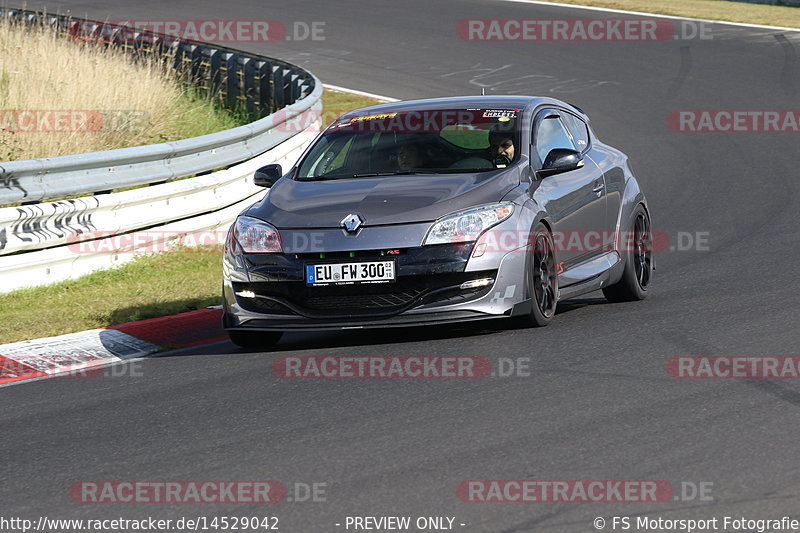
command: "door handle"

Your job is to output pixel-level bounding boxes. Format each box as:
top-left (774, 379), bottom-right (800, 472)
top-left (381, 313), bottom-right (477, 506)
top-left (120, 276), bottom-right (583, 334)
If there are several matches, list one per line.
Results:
top-left (592, 182), bottom-right (605, 197)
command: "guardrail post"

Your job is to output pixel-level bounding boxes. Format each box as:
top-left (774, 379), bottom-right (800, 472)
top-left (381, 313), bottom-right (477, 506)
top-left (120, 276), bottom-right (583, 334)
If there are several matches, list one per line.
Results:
top-left (188, 45), bottom-right (203, 85)
top-left (271, 66), bottom-right (286, 110)
top-left (290, 74), bottom-right (302, 104)
top-left (242, 58), bottom-right (257, 114)
top-left (201, 48), bottom-right (218, 98)
top-left (282, 69), bottom-right (295, 106)
top-left (257, 61), bottom-right (273, 114)
top-left (299, 80), bottom-right (312, 99)
top-left (224, 53), bottom-right (241, 110)
top-left (173, 41), bottom-right (197, 81)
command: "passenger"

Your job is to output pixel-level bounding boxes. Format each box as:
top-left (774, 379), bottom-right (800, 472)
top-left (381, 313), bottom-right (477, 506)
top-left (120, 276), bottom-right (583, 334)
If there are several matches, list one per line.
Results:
top-left (396, 142), bottom-right (425, 170)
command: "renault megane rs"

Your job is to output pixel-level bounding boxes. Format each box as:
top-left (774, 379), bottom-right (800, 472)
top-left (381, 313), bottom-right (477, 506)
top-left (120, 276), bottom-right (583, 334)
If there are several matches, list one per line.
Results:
top-left (222, 96), bottom-right (653, 347)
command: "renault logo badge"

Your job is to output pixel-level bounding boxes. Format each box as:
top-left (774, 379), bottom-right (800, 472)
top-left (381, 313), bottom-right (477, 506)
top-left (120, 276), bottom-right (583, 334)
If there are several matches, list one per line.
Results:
top-left (340, 213), bottom-right (363, 233)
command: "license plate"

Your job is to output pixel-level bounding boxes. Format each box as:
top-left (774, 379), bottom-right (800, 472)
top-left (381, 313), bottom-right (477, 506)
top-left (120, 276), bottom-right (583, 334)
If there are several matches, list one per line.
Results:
top-left (306, 261), bottom-right (395, 286)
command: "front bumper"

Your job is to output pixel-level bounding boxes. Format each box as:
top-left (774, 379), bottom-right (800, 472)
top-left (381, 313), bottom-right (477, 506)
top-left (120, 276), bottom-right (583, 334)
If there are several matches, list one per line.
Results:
top-left (223, 240), bottom-right (530, 331)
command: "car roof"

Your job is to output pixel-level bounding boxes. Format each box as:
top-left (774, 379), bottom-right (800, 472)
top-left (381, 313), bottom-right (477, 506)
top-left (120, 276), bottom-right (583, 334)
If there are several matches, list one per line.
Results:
top-left (337, 95), bottom-right (589, 121)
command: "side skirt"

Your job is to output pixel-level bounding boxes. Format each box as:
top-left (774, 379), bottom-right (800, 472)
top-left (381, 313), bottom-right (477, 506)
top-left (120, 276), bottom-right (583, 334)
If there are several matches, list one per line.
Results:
top-left (557, 251), bottom-right (621, 301)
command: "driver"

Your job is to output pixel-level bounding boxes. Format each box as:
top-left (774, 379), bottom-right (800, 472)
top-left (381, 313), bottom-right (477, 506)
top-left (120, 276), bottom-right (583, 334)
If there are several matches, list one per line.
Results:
top-left (488, 129), bottom-right (515, 167)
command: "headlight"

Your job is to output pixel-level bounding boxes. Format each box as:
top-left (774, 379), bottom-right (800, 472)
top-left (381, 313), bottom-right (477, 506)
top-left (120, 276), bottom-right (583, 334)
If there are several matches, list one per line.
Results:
top-left (423, 203), bottom-right (514, 245)
top-left (228, 216), bottom-right (282, 253)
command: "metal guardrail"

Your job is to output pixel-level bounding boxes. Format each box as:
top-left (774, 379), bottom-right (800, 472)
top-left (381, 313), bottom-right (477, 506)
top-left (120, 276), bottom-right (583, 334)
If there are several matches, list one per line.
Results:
top-left (0, 98), bottom-right (320, 206)
top-left (0, 130), bottom-right (319, 291)
top-left (0, 109), bottom-right (322, 257)
top-left (0, 8), bottom-right (326, 292)
top-left (0, 7), bottom-right (320, 206)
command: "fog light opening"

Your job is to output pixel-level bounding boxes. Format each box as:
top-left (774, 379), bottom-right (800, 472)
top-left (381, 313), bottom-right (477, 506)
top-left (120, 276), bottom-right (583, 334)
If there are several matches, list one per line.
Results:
top-left (235, 290), bottom-right (256, 298)
top-left (460, 278), bottom-right (494, 290)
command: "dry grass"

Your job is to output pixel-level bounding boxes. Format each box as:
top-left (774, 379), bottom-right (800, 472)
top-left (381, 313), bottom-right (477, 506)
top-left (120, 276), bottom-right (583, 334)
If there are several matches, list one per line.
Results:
top-left (0, 19), bottom-right (240, 161)
top-left (532, 0), bottom-right (800, 28)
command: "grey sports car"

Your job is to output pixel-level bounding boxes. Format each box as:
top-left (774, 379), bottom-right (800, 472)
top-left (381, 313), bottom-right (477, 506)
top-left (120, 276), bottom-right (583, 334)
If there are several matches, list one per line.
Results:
top-left (222, 96), bottom-right (652, 347)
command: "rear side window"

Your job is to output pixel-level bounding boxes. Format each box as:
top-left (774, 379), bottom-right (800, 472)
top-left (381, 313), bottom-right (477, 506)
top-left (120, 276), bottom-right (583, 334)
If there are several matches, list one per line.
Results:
top-left (534, 116), bottom-right (576, 162)
top-left (560, 112), bottom-right (591, 152)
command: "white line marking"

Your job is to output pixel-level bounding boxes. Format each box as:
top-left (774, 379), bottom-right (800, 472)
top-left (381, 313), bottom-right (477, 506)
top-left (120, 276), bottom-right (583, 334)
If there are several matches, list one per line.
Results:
top-left (324, 84), bottom-right (399, 102)
top-left (498, 0), bottom-right (800, 32)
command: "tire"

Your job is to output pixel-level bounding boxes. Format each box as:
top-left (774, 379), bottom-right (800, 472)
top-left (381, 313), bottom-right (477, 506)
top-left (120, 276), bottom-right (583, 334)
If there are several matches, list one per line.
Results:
top-left (516, 223), bottom-right (558, 327)
top-left (603, 204), bottom-right (653, 302)
top-left (228, 330), bottom-right (283, 348)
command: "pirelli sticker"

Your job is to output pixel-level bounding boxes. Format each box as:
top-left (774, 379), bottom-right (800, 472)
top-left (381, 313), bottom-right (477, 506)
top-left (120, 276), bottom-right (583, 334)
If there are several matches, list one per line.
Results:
top-left (483, 109), bottom-right (519, 119)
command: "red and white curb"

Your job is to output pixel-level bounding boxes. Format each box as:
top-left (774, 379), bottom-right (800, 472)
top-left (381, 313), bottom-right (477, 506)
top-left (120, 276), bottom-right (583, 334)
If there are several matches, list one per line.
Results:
top-left (0, 308), bottom-right (226, 386)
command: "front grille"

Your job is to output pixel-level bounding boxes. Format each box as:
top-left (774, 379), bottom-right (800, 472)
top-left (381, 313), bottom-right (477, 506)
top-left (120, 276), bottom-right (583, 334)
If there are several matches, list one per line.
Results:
top-left (234, 271), bottom-right (494, 317)
top-left (304, 290), bottom-right (425, 310)
top-left (239, 297), bottom-right (294, 315)
top-left (295, 249), bottom-right (405, 260)
top-left (243, 243), bottom-right (474, 282)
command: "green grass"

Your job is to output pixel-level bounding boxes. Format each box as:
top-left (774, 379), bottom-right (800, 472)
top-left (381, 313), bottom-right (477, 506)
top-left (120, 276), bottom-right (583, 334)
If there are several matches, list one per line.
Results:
top-left (0, 89), bottom-right (384, 345)
top-left (154, 88), bottom-right (249, 142)
top-left (0, 247), bottom-right (223, 344)
top-left (534, 0), bottom-right (800, 28)
top-left (321, 89), bottom-right (384, 119)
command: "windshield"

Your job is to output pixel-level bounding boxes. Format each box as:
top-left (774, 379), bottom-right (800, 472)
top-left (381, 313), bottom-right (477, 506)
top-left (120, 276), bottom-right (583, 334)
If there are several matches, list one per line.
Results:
top-left (296, 108), bottom-right (522, 180)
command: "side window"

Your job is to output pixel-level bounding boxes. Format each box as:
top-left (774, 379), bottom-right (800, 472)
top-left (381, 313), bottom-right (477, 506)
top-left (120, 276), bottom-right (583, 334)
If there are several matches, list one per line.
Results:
top-left (327, 137), bottom-right (354, 172)
top-left (300, 135), bottom-right (354, 177)
top-left (534, 116), bottom-right (576, 162)
top-left (561, 113), bottom-right (591, 152)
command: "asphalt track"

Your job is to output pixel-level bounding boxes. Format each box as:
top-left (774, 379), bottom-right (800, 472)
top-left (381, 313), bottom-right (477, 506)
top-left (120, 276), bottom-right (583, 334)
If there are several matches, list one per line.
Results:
top-left (3, 1), bottom-right (800, 531)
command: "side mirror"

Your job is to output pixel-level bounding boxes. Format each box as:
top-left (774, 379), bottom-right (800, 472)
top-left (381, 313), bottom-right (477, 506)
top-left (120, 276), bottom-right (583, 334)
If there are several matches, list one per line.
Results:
top-left (254, 164), bottom-right (282, 188)
top-left (536, 149), bottom-right (584, 178)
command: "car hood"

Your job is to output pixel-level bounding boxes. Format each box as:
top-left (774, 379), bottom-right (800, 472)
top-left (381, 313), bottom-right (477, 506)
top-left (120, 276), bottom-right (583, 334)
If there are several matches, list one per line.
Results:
top-left (247, 170), bottom-right (520, 228)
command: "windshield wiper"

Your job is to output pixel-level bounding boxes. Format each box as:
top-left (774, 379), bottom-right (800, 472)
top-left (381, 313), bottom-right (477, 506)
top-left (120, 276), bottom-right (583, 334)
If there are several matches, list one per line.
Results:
top-left (298, 168), bottom-right (488, 180)
top-left (427, 168), bottom-right (495, 174)
top-left (351, 170), bottom-right (419, 178)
